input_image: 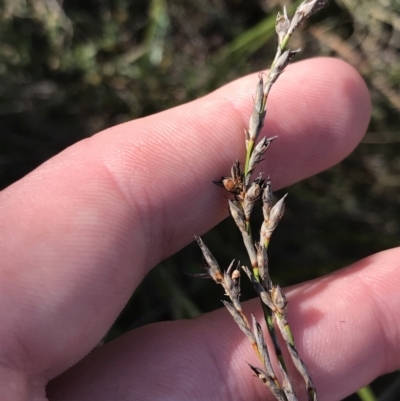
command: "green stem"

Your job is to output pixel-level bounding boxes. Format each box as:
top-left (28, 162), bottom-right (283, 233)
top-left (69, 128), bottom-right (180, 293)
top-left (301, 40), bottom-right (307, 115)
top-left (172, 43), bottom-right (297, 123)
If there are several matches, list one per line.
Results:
top-left (244, 139), bottom-right (254, 175)
top-left (263, 303), bottom-right (287, 371)
top-left (277, 312), bottom-right (294, 346)
top-left (357, 386), bottom-right (377, 401)
top-left (252, 265), bottom-right (260, 282)
top-left (280, 33), bottom-right (291, 51)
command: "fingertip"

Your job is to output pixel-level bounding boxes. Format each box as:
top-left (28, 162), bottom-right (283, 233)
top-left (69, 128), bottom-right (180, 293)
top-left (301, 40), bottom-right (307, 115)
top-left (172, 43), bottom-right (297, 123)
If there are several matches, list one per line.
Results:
top-left (198, 57), bottom-right (370, 187)
top-left (260, 57), bottom-right (370, 185)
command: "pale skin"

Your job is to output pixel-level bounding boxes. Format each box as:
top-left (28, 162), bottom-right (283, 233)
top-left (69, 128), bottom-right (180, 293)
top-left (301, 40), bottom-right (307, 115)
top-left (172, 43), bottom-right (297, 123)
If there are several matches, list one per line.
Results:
top-left (1, 57), bottom-right (398, 401)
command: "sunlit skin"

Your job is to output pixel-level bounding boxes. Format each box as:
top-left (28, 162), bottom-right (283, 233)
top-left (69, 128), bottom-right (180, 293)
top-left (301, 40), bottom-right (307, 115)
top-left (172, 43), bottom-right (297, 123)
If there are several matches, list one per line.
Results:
top-left (2, 58), bottom-right (399, 401)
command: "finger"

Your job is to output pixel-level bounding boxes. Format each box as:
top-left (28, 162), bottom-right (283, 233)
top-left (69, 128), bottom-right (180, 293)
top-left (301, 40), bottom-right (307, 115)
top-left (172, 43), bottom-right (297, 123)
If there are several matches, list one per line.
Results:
top-left (0, 58), bottom-right (370, 387)
top-left (47, 247), bottom-right (400, 401)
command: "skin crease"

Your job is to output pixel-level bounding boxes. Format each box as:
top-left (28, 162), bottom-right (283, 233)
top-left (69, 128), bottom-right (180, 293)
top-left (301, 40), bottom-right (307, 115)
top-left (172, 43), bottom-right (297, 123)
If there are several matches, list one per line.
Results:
top-left (3, 56), bottom-right (399, 401)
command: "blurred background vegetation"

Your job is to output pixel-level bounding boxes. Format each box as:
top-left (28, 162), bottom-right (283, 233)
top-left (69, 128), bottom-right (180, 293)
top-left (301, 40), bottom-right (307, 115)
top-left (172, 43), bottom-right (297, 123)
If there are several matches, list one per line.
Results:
top-left (1, 0), bottom-right (399, 399)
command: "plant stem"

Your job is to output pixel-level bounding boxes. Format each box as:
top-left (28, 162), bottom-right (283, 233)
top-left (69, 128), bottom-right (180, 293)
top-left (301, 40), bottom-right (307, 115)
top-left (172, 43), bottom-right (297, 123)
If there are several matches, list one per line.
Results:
top-left (357, 386), bottom-right (377, 401)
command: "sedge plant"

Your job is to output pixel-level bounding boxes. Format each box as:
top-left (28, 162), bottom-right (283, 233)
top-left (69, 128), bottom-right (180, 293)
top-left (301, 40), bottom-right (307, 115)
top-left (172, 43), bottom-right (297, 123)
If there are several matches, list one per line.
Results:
top-left (195, 1), bottom-right (328, 400)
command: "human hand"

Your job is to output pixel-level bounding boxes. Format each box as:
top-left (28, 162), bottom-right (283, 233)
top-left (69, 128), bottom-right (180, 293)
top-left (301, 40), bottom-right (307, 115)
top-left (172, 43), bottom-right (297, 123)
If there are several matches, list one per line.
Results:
top-left (2, 57), bottom-right (394, 401)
